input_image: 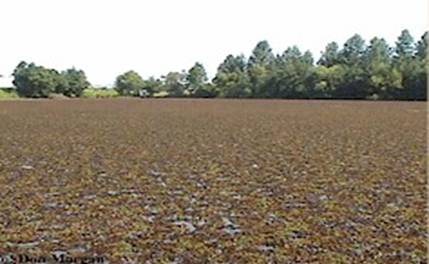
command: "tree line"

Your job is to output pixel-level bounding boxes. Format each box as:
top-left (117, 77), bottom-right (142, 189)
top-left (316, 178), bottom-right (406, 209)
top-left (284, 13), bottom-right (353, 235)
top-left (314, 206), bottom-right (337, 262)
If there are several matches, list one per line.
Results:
top-left (10, 29), bottom-right (428, 100)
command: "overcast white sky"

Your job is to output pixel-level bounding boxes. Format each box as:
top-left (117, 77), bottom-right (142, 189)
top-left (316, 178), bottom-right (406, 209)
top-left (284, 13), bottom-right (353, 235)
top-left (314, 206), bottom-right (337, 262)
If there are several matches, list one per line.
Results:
top-left (0, 0), bottom-right (427, 87)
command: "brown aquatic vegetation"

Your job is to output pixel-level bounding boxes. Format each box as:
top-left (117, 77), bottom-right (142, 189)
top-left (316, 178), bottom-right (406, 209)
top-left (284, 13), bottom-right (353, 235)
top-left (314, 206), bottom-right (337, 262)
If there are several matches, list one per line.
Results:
top-left (0, 98), bottom-right (426, 263)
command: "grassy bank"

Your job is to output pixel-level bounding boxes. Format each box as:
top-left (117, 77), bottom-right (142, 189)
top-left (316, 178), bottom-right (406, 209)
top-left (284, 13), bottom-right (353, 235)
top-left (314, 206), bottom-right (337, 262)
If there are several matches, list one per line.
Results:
top-left (82, 88), bottom-right (119, 98)
top-left (0, 88), bottom-right (18, 99)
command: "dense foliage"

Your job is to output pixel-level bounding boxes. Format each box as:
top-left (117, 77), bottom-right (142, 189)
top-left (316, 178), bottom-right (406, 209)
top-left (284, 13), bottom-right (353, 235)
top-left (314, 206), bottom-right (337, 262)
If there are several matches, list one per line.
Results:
top-left (57, 68), bottom-right (90, 97)
top-left (0, 87), bottom-right (18, 99)
top-left (10, 29), bottom-right (427, 100)
top-left (12, 62), bottom-right (90, 98)
top-left (114, 71), bottom-right (145, 96)
top-left (13, 61), bottom-right (61, 98)
top-left (209, 30), bottom-right (427, 100)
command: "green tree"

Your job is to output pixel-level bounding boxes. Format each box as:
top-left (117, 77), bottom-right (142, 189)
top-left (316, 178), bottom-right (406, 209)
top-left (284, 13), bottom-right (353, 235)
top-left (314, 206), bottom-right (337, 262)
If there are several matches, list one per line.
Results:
top-left (186, 62), bottom-right (210, 97)
top-left (142, 77), bottom-right (162, 96)
top-left (114, 70), bottom-right (144, 96)
top-left (314, 65), bottom-right (346, 98)
top-left (271, 47), bottom-right (316, 98)
top-left (334, 34), bottom-right (367, 98)
top-left (57, 68), bottom-right (90, 97)
top-left (217, 54), bottom-right (247, 73)
top-left (162, 71), bottom-right (187, 97)
top-left (395, 29), bottom-right (415, 59)
top-left (248, 40), bottom-right (275, 66)
top-left (335, 65), bottom-right (367, 99)
top-left (12, 61), bottom-right (61, 98)
top-left (413, 32), bottom-right (428, 100)
top-left (339, 34), bottom-right (366, 65)
top-left (302, 51), bottom-right (314, 65)
top-left (415, 31), bottom-right (428, 60)
top-left (214, 72), bottom-right (250, 98)
top-left (364, 38), bottom-right (391, 63)
top-left (318, 42), bottom-right (340, 67)
top-left (393, 29), bottom-right (422, 99)
top-left (248, 41), bottom-right (275, 97)
top-left (213, 54), bottom-right (251, 98)
top-left (363, 37), bottom-right (401, 99)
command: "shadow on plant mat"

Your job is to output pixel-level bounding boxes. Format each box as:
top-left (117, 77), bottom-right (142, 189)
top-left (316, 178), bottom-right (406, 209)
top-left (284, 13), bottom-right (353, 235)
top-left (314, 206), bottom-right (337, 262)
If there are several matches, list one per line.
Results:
top-left (0, 99), bottom-right (426, 263)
